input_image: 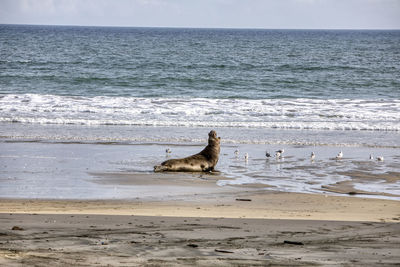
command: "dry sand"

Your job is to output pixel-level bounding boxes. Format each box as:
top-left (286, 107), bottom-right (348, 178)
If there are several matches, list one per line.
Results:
top-left (1, 189), bottom-right (400, 266)
top-left (1, 213), bottom-right (399, 266)
top-left (1, 190), bottom-right (399, 222)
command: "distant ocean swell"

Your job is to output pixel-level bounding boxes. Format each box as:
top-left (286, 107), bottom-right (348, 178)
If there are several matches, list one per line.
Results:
top-left (1, 94), bottom-right (399, 131)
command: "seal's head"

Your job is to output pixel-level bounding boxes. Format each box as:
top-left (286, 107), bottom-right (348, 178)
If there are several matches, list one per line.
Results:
top-left (208, 130), bottom-right (220, 146)
top-left (209, 130), bottom-right (217, 139)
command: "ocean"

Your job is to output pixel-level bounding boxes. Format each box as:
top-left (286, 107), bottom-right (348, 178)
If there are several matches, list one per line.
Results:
top-left (1, 24), bottom-right (399, 200)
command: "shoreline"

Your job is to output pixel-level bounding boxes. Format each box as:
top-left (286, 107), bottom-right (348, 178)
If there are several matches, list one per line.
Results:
top-left (2, 144), bottom-right (399, 266)
top-left (2, 139), bottom-right (400, 201)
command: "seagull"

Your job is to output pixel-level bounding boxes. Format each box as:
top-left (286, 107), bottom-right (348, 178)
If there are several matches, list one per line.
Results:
top-left (275, 149), bottom-right (284, 159)
top-left (234, 149), bottom-right (239, 157)
top-left (311, 152), bottom-right (315, 161)
top-left (265, 151), bottom-right (271, 158)
top-left (335, 151), bottom-right (343, 160)
top-left (377, 156), bottom-right (384, 162)
top-left (369, 154), bottom-right (374, 160)
top-left (244, 153), bottom-right (249, 161)
top-left (166, 148), bottom-right (172, 154)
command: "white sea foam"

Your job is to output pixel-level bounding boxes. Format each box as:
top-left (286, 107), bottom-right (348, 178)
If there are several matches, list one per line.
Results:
top-left (1, 94), bottom-right (400, 131)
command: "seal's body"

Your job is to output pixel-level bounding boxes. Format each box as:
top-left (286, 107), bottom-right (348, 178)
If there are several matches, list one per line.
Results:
top-left (154, 130), bottom-right (220, 172)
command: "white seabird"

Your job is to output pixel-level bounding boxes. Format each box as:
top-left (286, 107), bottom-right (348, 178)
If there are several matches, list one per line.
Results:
top-left (377, 156), bottom-right (384, 162)
top-left (244, 153), bottom-right (249, 161)
top-left (369, 154), bottom-right (374, 160)
top-left (166, 148), bottom-right (172, 154)
top-left (311, 152), bottom-right (315, 161)
top-left (275, 149), bottom-right (284, 158)
top-left (234, 149), bottom-right (239, 157)
top-left (335, 151), bottom-right (343, 160)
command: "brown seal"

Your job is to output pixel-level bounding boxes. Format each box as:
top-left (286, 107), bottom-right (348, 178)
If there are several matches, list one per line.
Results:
top-left (154, 130), bottom-right (220, 172)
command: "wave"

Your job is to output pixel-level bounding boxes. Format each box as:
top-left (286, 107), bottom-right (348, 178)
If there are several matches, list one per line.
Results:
top-left (4, 137), bottom-right (399, 149)
top-left (1, 93), bottom-right (400, 131)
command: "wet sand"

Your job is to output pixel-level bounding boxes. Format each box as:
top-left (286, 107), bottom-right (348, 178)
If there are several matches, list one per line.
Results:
top-left (1, 188), bottom-right (400, 266)
top-left (2, 140), bottom-right (400, 200)
top-left (1, 142), bottom-right (400, 265)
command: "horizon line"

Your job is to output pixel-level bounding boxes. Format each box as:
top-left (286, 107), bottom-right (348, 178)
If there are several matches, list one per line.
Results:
top-left (1, 23), bottom-right (400, 31)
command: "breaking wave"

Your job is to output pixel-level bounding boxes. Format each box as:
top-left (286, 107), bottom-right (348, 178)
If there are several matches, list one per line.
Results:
top-left (1, 94), bottom-right (400, 131)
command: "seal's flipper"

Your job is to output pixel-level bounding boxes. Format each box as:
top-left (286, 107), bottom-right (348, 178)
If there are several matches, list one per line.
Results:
top-left (154, 165), bottom-right (168, 172)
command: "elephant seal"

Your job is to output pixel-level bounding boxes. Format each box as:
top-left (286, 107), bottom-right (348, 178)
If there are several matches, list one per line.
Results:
top-left (154, 130), bottom-right (220, 172)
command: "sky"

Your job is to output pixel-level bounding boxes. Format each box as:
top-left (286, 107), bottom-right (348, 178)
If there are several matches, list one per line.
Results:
top-left (0, 0), bottom-right (399, 29)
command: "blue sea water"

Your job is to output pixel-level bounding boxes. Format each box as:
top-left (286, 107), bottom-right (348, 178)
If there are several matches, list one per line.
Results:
top-left (1, 25), bottom-right (400, 134)
top-left (1, 24), bottom-right (400, 199)
top-left (1, 25), bottom-right (400, 98)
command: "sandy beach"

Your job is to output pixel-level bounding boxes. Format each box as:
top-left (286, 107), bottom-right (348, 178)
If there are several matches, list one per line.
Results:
top-left (1, 138), bottom-right (400, 265)
top-left (2, 20), bottom-right (400, 267)
top-left (1, 184), bottom-right (400, 266)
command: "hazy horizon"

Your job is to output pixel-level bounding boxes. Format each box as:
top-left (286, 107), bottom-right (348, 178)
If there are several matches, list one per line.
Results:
top-left (3, 23), bottom-right (400, 31)
top-left (1, 0), bottom-right (399, 30)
